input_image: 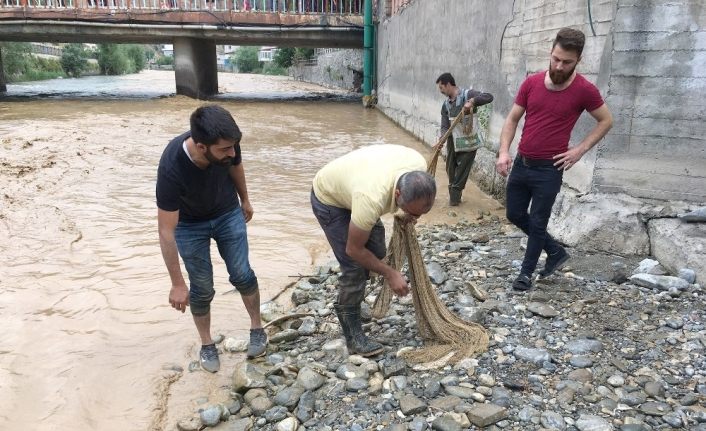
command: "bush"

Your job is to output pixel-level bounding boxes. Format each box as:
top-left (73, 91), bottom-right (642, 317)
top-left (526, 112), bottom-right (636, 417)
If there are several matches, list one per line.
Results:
top-left (60, 43), bottom-right (89, 77)
top-left (261, 62), bottom-right (288, 76)
top-left (156, 55), bottom-right (174, 66)
top-left (97, 43), bottom-right (148, 75)
top-left (0, 42), bottom-right (65, 82)
top-left (231, 46), bottom-right (261, 73)
top-left (294, 48), bottom-right (315, 61)
top-left (273, 47), bottom-right (295, 68)
top-left (125, 45), bottom-right (146, 72)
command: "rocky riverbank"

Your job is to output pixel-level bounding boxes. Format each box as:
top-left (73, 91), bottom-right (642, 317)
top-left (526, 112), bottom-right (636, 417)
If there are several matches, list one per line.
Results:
top-left (173, 217), bottom-right (705, 431)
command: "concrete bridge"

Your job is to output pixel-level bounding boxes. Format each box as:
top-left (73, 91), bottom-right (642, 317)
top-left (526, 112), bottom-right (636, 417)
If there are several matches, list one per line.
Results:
top-left (0, 0), bottom-right (365, 97)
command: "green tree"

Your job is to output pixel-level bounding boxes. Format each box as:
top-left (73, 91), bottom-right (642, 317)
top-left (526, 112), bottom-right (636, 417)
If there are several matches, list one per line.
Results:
top-left (0, 42), bottom-right (32, 77)
top-left (294, 48), bottom-right (315, 61)
top-left (125, 44), bottom-right (146, 72)
top-left (231, 46), bottom-right (261, 73)
top-left (156, 55), bottom-right (174, 66)
top-left (97, 44), bottom-right (131, 75)
top-left (60, 43), bottom-right (88, 78)
top-left (273, 47), bottom-right (295, 68)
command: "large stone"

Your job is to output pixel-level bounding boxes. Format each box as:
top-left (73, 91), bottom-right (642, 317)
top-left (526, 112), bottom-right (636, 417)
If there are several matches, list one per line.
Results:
top-left (273, 386), bottom-right (306, 410)
top-left (541, 411), bottom-right (567, 430)
top-left (648, 218), bottom-right (705, 283)
top-left (629, 274), bottom-right (690, 291)
top-left (249, 397), bottom-right (273, 415)
top-left (225, 418), bottom-right (253, 431)
top-left (275, 417), bottom-right (299, 431)
top-left (466, 403), bottom-right (507, 428)
top-left (575, 414), bottom-right (613, 431)
top-left (431, 413), bottom-right (462, 431)
top-left (223, 338), bottom-right (248, 353)
top-left (297, 316), bottom-right (317, 335)
top-left (295, 390), bottom-right (315, 423)
top-left (679, 206), bottom-right (706, 222)
top-left (295, 367), bottom-right (326, 391)
top-left (427, 261), bottom-right (448, 284)
top-left (566, 339), bottom-right (604, 354)
top-left (527, 302), bottom-right (559, 318)
top-left (429, 396), bottom-right (462, 411)
top-left (232, 361), bottom-right (267, 392)
top-left (513, 346), bottom-right (551, 364)
top-left (549, 192), bottom-right (650, 255)
top-left (639, 401), bottom-right (672, 416)
top-left (443, 386), bottom-right (475, 399)
top-left (199, 405), bottom-right (222, 427)
top-left (399, 394), bottom-right (427, 415)
top-left (270, 329), bottom-right (300, 343)
top-left (632, 258), bottom-right (661, 275)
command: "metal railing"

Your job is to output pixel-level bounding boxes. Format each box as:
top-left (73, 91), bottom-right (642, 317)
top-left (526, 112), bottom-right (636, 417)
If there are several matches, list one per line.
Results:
top-left (0, 0), bottom-right (363, 14)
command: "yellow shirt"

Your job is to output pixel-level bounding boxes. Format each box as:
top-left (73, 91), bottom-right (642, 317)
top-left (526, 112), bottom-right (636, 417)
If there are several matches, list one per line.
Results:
top-left (312, 144), bottom-right (427, 231)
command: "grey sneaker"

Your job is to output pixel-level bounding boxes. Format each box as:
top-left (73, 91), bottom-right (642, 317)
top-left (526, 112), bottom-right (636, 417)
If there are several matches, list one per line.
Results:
top-left (200, 343), bottom-right (220, 373)
top-left (247, 328), bottom-right (268, 359)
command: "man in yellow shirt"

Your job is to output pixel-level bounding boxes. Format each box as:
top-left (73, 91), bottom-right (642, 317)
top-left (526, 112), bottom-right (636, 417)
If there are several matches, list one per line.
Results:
top-left (311, 144), bottom-right (436, 356)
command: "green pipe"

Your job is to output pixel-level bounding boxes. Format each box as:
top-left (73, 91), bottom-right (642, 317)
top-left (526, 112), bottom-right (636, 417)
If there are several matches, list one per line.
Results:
top-left (363, 0), bottom-right (373, 97)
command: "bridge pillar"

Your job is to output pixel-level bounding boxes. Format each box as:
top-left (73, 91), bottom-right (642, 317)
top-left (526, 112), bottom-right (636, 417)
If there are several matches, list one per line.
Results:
top-left (174, 38), bottom-right (217, 99)
top-left (0, 48), bottom-right (7, 93)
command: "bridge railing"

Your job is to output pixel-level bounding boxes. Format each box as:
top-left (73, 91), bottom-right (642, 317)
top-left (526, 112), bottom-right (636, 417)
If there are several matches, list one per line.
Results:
top-left (0, 0), bottom-right (363, 14)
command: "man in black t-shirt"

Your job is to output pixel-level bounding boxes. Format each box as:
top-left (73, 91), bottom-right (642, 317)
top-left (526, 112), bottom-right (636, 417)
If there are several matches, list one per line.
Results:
top-left (156, 105), bottom-right (267, 372)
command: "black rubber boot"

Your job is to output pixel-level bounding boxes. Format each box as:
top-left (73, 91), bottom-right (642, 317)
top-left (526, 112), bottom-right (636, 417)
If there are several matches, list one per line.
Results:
top-left (334, 303), bottom-right (383, 357)
top-left (449, 187), bottom-right (462, 206)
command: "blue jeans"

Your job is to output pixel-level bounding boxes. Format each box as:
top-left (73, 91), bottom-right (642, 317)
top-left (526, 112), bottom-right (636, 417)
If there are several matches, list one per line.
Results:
top-left (311, 190), bottom-right (386, 305)
top-left (506, 157), bottom-right (564, 276)
top-left (175, 207), bottom-right (258, 316)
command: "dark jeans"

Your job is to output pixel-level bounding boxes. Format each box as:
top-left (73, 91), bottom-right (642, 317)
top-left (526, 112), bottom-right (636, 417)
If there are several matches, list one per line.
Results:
top-left (446, 141), bottom-right (477, 203)
top-left (310, 190), bottom-right (386, 305)
top-left (506, 157), bottom-right (564, 276)
top-left (175, 207), bottom-right (258, 315)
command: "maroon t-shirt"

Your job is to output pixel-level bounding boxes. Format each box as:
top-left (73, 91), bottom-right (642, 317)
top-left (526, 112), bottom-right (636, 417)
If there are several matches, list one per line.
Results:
top-left (515, 72), bottom-right (604, 159)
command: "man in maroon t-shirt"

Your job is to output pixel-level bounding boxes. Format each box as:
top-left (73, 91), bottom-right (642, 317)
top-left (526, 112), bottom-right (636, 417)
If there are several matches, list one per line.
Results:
top-left (495, 28), bottom-right (613, 291)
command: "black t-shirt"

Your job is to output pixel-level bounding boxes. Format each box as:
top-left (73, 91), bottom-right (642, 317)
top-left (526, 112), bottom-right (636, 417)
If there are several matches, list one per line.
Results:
top-left (156, 131), bottom-right (242, 222)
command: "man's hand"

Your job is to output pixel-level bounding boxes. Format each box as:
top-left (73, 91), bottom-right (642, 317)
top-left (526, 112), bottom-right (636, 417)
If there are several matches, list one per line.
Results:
top-left (495, 151), bottom-right (513, 177)
top-left (169, 283), bottom-right (189, 313)
top-left (553, 145), bottom-right (586, 171)
top-left (241, 199), bottom-right (254, 222)
top-left (463, 99), bottom-right (475, 114)
top-left (387, 270), bottom-right (410, 297)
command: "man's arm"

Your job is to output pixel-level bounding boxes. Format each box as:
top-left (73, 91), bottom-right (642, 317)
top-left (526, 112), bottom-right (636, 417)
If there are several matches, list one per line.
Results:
top-left (158, 208), bottom-right (189, 313)
top-left (553, 103), bottom-right (613, 170)
top-left (435, 104), bottom-right (451, 151)
top-left (229, 163), bottom-right (254, 222)
top-left (346, 223), bottom-right (409, 297)
top-left (495, 103), bottom-right (526, 177)
top-left (466, 89), bottom-right (493, 107)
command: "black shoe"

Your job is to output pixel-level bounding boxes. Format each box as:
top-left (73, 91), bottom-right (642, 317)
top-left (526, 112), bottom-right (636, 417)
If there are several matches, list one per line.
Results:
top-left (539, 249), bottom-right (570, 277)
top-left (512, 274), bottom-right (532, 291)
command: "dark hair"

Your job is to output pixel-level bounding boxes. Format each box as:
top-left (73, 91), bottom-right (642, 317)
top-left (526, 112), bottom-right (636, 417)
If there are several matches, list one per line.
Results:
top-left (190, 104), bottom-right (242, 146)
top-left (397, 171), bottom-right (436, 206)
top-left (435, 72), bottom-right (455, 86)
top-left (552, 27), bottom-right (586, 57)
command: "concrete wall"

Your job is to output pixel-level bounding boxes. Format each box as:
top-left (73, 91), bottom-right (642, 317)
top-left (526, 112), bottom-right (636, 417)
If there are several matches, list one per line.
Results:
top-left (375, 0), bottom-right (705, 203)
top-left (290, 49), bottom-right (363, 92)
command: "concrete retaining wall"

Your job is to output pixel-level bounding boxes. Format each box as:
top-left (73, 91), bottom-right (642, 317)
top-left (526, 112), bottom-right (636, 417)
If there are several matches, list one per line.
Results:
top-left (290, 49), bottom-right (363, 92)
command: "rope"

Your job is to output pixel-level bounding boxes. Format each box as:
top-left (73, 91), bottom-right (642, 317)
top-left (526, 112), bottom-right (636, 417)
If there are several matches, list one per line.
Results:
top-left (371, 109), bottom-right (489, 364)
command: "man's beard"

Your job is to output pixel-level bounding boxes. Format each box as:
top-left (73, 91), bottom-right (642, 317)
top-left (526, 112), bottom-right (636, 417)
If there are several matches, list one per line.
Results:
top-left (205, 150), bottom-right (232, 166)
top-left (549, 62), bottom-right (576, 85)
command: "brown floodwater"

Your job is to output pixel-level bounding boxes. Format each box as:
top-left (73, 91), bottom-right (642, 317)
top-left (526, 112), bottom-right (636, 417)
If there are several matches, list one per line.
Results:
top-left (0, 70), bottom-right (502, 430)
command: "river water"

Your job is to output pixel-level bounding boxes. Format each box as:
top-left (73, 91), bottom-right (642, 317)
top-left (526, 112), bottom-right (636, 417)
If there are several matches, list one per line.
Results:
top-left (0, 70), bottom-right (501, 430)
